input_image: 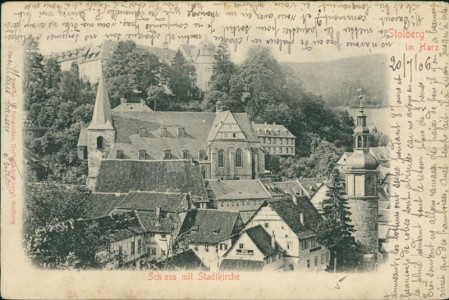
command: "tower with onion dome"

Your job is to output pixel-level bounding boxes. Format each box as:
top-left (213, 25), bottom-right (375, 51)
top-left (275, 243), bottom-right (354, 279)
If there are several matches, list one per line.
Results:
top-left (344, 93), bottom-right (379, 255)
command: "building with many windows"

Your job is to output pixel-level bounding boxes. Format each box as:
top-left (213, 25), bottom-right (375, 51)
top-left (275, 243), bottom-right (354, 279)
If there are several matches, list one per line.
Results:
top-left (77, 77), bottom-right (265, 187)
top-left (252, 123), bottom-right (296, 156)
top-left (49, 37), bottom-right (215, 90)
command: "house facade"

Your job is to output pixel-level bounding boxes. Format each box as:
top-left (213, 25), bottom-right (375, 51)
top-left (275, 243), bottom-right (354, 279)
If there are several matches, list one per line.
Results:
top-left (77, 77), bottom-right (265, 188)
top-left (175, 209), bottom-right (243, 270)
top-left (244, 199), bottom-right (330, 272)
top-left (220, 225), bottom-right (284, 271)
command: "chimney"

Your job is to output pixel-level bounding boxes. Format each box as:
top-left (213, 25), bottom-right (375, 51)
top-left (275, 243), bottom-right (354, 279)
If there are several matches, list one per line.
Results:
top-left (299, 212), bottom-right (304, 225)
top-left (140, 99), bottom-right (146, 107)
top-left (185, 193), bottom-right (193, 211)
top-left (216, 100), bottom-right (223, 112)
top-left (156, 207), bottom-right (161, 224)
top-left (273, 122), bottom-right (276, 125)
top-left (271, 230), bottom-right (275, 249)
top-left (120, 97), bottom-right (127, 105)
top-left (163, 40), bottom-right (168, 49)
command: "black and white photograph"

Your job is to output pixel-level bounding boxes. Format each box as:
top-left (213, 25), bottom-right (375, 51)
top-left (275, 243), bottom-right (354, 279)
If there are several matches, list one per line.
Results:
top-left (2, 2), bottom-right (448, 299)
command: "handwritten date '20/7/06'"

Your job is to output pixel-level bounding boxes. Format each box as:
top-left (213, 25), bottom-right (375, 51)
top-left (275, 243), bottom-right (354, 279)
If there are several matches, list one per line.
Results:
top-left (390, 54), bottom-right (432, 81)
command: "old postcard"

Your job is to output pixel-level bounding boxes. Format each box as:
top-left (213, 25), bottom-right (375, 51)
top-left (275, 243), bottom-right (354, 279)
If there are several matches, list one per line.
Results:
top-left (1, 1), bottom-right (448, 299)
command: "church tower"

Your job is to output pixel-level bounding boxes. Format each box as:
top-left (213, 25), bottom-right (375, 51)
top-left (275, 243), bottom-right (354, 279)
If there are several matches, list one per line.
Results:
top-left (344, 93), bottom-right (379, 255)
top-left (87, 76), bottom-right (115, 186)
top-left (196, 36), bottom-right (215, 90)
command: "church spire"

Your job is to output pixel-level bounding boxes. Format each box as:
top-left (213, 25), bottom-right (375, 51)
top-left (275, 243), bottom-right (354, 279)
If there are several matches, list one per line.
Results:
top-left (88, 75), bottom-right (113, 130)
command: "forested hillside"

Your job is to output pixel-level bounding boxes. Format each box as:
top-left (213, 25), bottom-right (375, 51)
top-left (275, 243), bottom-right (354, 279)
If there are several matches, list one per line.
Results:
top-left (288, 54), bottom-right (388, 108)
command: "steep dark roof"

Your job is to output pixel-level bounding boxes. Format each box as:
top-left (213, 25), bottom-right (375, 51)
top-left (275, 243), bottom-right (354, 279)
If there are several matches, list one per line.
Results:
top-left (179, 210), bottom-right (241, 244)
top-left (206, 179), bottom-right (272, 200)
top-left (156, 249), bottom-right (207, 271)
top-left (85, 193), bottom-right (127, 218)
top-left (116, 191), bottom-right (186, 212)
top-left (245, 225), bottom-right (282, 257)
top-left (295, 196), bottom-right (324, 230)
top-left (268, 199), bottom-right (319, 239)
top-left (94, 160), bottom-right (208, 203)
top-left (220, 259), bottom-right (264, 271)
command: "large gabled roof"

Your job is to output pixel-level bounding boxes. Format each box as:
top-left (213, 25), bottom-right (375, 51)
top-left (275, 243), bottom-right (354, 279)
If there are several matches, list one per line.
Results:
top-left (206, 179), bottom-right (272, 200)
top-left (84, 193), bottom-right (128, 219)
top-left (268, 199), bottom-right (318, 239)
top-left (94, 160), bottom-right (208, 203)
top-left (116, 191), bottom-right (186, 212)
top-left (178, 209), bottom-right (241, 244)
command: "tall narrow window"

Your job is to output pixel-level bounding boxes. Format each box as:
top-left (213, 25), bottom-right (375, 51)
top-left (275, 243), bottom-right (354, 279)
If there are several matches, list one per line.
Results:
top-left (182, 150), bottom-right (189, 159)
top-left (218, 149), bottom-right (225, 167)
top-left (201, 166), bottom-right (207, 179)
top-left (235, 149), bottom-right (243, 167)
top-left (96, 136), bottom-right (105, 150)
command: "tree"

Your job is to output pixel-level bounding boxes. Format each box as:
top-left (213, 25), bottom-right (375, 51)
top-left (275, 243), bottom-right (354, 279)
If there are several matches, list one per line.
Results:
top-left (23, 36), bottom-right (45, 110)
top-left (168, 50), bottom-right (199, 105)
top-left (203, 42), bottom-right (244, 112)
top-left (241, 47), bottom-right (286, 120)
top-left (316, 170), bottom-right (362, 271)
top-left (24, 182), bottom-right (139, 269)
top-left (104, 41), bottom-right (166, 108)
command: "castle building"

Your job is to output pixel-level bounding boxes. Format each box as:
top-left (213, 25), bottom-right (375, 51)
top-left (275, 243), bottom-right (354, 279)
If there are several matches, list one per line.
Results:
top-left (252, 123), bottom-right (296, 156)
top-left (50, 37), bottom-right (215, 91)
top-left (344, 96), bottom-right (379, 256)
top-left (77, 77), bottom-right (265, 188)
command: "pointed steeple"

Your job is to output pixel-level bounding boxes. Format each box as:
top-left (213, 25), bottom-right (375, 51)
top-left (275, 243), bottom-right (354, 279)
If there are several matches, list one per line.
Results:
top-left (88, 76), bottom-right (113, 130)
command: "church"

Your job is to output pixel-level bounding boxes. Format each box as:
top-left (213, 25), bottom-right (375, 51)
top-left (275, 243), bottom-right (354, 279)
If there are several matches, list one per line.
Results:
top-left (77, 76), bottom-right (265, 188)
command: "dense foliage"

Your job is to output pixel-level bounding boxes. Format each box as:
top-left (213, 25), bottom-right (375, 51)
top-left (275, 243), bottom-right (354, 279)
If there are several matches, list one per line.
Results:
top-left (206, 44), bottom-right (357, 177)
top-left (316, 170), bottom-right (364, 271)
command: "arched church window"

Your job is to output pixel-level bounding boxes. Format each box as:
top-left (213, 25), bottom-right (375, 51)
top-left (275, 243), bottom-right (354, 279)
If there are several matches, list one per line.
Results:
top-left (235, 149), bottom-right (243, 167)
top-left (218, 149), bottom-right (225, 168)
top-left (97, 136), bottom-right (105, 150)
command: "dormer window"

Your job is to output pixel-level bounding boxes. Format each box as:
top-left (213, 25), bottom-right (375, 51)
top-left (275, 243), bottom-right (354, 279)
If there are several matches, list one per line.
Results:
top-left (139, 150), bottom-right (146, 160)
top-left (160, 127), bottom-right (167, 137)
top-left (139, 127), bottom-right (147, 137)
top-left (182, 150), bottom-right (189, 159)
top-left (116, 150), bottom-right (124, 159)
top-left (163, 150), bottom-right (171, 160)
top-left (177, 127), bottom-right (185, 138)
